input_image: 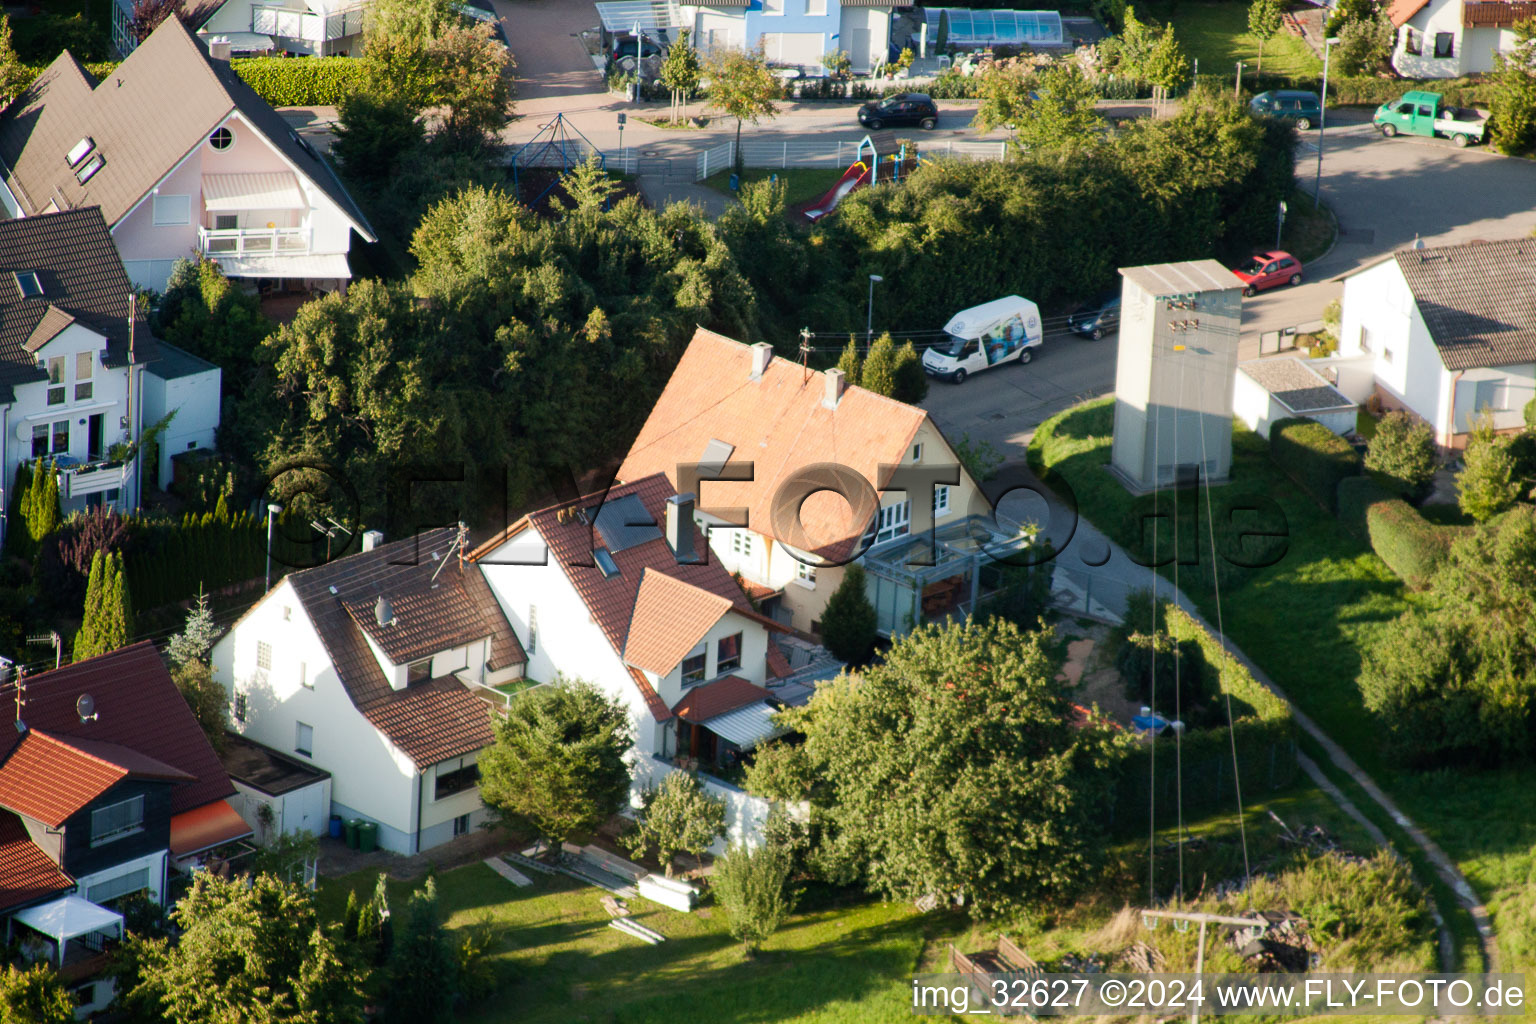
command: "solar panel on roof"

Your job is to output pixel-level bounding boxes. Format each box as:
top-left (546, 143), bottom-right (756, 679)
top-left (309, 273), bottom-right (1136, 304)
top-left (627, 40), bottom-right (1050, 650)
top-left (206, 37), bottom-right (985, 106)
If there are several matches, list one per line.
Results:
top-left (593, 494), bottom-right (661, 553)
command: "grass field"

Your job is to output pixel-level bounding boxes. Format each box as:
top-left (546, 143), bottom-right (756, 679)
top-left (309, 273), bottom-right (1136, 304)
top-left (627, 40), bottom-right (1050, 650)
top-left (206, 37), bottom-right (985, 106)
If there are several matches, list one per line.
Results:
top-left (701, 167), bottom-right (849, 209)
top-left (1029, 398), bottom-right (1536, 977)
top-left (1145, 1), bottom-right (1323, 80)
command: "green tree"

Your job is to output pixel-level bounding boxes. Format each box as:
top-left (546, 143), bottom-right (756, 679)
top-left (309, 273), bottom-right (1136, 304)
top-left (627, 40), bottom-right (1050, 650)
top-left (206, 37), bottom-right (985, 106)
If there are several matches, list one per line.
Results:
top-left (364, 0), bottom-right (459, 45)
top-left (705, 47), bottom-right (780, 176)
top-left (333, 92), bottom-right (427, 186)
top-left (383, 878), bottom-right (457, 1024)
top-left (818, 563), bottom-right (877, 665)
top-left (74, 550), bottom-right (108, 662)
top-left (741, 741), bottom-right (814, 802)
top-left (787, 618), bottom-right (1132, 918)
top-left (0, 964), bottom-right (73, 1024)
top-left (1365, 411), bottom-right (1437, 498)
top-left (154, 257), bottom-right (274, 384)
top-left (1142, 25), bottom-right (1191, 91)
top-left (1334, 12), bottom-right (1394, 76)
top-left (622, 770), bottom-right (726, 877)
top-left (167, 588), bottom-right (223, 668)
top-left (0, 15), bottom-right (31, 104)
top-left (1016, 63), bottom-right (1106, 156)
top-left (660, 29), bottom-right (704, 123)
top-left (427, 21), bottom-right (516, 149)
top-left (173, 661), bottom-right (229, 754)
top-left (559, 153), bottom-right (621, 214)
top-left (26, 458), bottom-right (60, 547)
top-left (477, 677), bottom-right (633, 847)
top-left (711, 843), bottom-right (797, 954)
top-left (127, 873), bottom-right (364, 1024)
top-left (972, 58), bottom-right (1037, 138)
top-left (1458, 419), bottom-right (1522, 521)
top-left (1114, 5), bottom-right (1161, 78)
top-left (1491, 18), bottom-right (1536, 155)
top-left (835, 336), bottom-right (863, 385)
top-left (891, 340), bottom-right (928, 404)
top-left (953, 432), bottom-right (1004, 482)
top-left (860, 332), bottom-right (900, 396)
top-left (1248, 0), bottom-right (1284, 79)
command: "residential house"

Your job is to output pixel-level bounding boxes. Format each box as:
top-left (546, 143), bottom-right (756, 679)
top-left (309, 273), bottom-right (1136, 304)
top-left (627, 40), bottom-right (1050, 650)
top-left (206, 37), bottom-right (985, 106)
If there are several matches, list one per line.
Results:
top-left (1389, 0), bottom-right (1531, 77)
top-left (0, 16), bottom-right (376, 292)
top-left (616, 328), bottom-right (1033, 638)
top-left (472, 472), bottom-right (794, 848)
top-left (167, 0), bottom-right (366, 58)
top-left (1337, 238), bottom-right (1536, 447)
top-left (0, 207), bottom-right (221, 545)
top-left (211, 527), bottom-right (527, 854)
top-left (0, 643), bottom-right (248, 1013)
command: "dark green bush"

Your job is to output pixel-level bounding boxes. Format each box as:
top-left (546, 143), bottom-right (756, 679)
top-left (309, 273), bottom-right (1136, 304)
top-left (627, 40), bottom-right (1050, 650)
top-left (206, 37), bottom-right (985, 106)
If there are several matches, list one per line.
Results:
top-left (1336, 475), bottom-right (1393, 539)
top-left (1193, 72), bottom-right (1494, 108)
top-left (229, 56), bottom-right (372, 106)
top-left (1269, 417), bottom-right (1362, 513)
top-left (1365, 498), bottom-right (1465, 589)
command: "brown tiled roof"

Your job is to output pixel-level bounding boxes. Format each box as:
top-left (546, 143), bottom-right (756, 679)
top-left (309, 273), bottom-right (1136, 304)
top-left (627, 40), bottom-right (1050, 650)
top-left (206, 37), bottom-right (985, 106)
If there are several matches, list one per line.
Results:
top-left (623, 570), bottom-right (733, 676)
top-left (0, 732), bottom-right (127, 827)
top-left (673, 676), bottom-right (772, 723)
top-left (0, 643), bottom-right (233, 816)
top-left (766, 643), bottom-right (792, 679)
top-left (0, 812), bottom-right (72, 913)
top-left (284, 527), bottom-right (520, 767)
top-left (0, 207), bottom-right (158, 403)
top-left (0, 17), bottom-right (373, 240)
top-left (617, 329), bottom-right (931, 560)
top-left (1394, 240), bottom-right (1536, 371)
top-left (1387, 0), bottom-right (1431, 25)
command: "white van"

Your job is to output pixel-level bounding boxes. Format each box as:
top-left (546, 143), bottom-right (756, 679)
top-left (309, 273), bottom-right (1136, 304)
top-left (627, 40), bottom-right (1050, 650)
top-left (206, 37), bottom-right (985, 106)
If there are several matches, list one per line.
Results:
top-left (921, 296), bottom-right (1043, 384)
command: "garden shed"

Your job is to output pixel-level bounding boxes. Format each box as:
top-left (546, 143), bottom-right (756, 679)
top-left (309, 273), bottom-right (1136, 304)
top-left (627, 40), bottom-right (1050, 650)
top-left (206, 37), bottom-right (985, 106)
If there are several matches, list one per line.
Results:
top-left (1234, 357), bottom-right (1357, 440)
top-left (220, 733), bottom-right (332, 843)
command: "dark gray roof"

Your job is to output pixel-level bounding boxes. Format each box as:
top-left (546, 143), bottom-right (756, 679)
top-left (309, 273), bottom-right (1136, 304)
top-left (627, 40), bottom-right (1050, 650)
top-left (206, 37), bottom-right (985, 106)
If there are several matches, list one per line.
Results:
top-left (220, 732), bottom-right (330, 797)
top-left (0, 207), bottom-right (158, 403)
top-left (1394, 239), bottom-right (1536, 371)
top-left (147, 340), bottom-right (218, 381)
top-left (0, 17), bottom-right (374, 242)
top-left (594, 493), bottom-right (662, 553)
top-left (1238, 357), bottom-right (1354, 413)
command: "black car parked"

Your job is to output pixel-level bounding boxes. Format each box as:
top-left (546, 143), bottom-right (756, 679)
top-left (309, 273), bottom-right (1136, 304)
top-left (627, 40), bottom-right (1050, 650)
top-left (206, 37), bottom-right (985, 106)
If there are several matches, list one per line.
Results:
top-left (1068, 291), bottom-right (1121, 340)
top-left (857, 93), bottom-right (939, 130)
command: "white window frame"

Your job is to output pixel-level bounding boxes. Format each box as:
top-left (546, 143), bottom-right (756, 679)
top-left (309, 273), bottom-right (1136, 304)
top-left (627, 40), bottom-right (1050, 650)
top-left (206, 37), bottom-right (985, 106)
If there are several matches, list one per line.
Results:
top-left (208, 126), bottom-right (234, 151)
top-left (911, 443), bottom-right (923, 462)
top-left (295, 721), bottom-right (313, 757)
top-left (681, 645), bottom-right (708, 686)
top-left (152, 194), bottom-right (192, 226)
top-left (933, 484), bottom-right (951, 517)
top-left (872, 500), bottom-right (911, 545)
top-left (732, 531), bottom-right (753, 558)
top-left (407, 659), bottom-right (431, 685)
top-left (796, 559), bottom-right (817, 585)
top-left (256, 640), bottom-right (272, 670)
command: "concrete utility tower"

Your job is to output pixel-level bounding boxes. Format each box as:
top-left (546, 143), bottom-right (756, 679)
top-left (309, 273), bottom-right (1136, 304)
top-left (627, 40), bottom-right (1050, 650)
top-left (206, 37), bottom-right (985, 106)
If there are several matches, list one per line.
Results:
top-left (1109, 260), bottom-right (1244, 493)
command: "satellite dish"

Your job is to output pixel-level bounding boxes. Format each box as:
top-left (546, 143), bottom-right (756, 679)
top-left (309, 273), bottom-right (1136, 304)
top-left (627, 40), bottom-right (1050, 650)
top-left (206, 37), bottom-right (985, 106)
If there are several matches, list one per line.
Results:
top-left (76, 693), bottom-right (97, 722)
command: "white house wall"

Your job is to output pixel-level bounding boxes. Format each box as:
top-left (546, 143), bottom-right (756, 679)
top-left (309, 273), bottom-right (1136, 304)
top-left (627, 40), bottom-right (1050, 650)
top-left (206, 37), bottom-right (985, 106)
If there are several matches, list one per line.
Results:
top-left (1394, 0), bottom-right (1514, 77)
top-left (229, 775), bottom-right (333, 840)
top-left (630, 754), bottom-right (769, 855)
top-left (1339, 259), bottom-right (1447, 435)
top-left (1452, 362), bottom-right (1536, 433)
top-left (837, 6), bottom-right (889, 71)
top-left (114, 144), bottom-right (204, 289)
top-left (1232, 369), bottom-right (1282, 440)
top-left (141, 366), bottom-right (221, 489)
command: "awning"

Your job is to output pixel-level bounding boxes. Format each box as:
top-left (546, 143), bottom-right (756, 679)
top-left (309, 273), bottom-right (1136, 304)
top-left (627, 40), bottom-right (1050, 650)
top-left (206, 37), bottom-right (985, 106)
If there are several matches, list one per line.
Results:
top-left (701, 701), bottom-right (786, 749)
top-left (595, 0), bottom-right (686, 33)
top-left (13, 896), bottom-right (123, 965)
top-left (170, 799), bottom-right (253, 857)
top-left (203, 172), bottom-right (307, 212)
top-left (210, 252), bottom-right (352, 280)
top-left (202, 31), bottom-right (277, 52)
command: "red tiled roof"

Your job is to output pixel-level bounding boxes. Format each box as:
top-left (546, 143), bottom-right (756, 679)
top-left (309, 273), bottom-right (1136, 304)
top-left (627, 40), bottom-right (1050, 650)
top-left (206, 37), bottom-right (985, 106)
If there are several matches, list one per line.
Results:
top-left (1387, 0), bottom-right (1430, 25)
top-left (623, 570), bottom-right (733, 675)
top-left (766, 643), bottom-right (792, 680)
top-left (0, 812), bottom-right (72, 913)
top-left (617, 329), bottom-right (931, 560)
top-left (0, 644), bottom-right (233, 816)
top-left (673, 676), bottom-right (772, 723)
top-left (627, 667), bottom-right (674, 723)
top-left (361, 677), bottom-right (496, 767)
top-left (741, 580), bottom-right (781, 603)
top-left (0, 732), bottom-right (125, 827)
top-left (169, 798), bottom-right (252, 857)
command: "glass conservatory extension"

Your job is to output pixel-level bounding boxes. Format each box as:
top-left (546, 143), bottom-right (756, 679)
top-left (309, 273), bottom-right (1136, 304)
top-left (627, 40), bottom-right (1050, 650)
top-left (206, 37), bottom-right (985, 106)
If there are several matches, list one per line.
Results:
top-left (922, 8), bottom-right (1065, 48)
top-left (862, 513), bottom-right (1040, 636)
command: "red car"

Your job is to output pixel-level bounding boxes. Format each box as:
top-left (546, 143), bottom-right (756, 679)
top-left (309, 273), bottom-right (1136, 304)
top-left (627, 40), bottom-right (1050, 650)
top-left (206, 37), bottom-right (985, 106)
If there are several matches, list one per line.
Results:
top-left (1231, 251), bottom-right (1303, 296)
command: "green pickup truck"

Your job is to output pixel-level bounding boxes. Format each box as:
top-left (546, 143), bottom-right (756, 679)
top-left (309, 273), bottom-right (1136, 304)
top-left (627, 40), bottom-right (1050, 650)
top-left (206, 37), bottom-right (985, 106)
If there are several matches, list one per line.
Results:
top-left (1373, 90), bottom-right (1487, 147)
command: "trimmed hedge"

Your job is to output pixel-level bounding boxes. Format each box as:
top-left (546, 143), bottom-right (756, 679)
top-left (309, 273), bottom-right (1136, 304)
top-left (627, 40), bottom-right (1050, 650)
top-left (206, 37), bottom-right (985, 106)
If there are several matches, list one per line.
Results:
top-left (1195, 71), bottom-right (1496, 109)
top-left (1364, 498), bottom-right (1471, 590)
top-left (1336, 474), bottom-right (1394, 539)
top-left (1269, 417), bottom-right (1362, 514)
top-left (18, 56), bottom-right (367, 108)
top-left (1113, 604), bottom-right (1297, 834)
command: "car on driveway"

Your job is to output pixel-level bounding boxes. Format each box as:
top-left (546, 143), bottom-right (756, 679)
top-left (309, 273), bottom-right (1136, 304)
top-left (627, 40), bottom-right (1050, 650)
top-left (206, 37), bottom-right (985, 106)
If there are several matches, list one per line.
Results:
top-left (1067, 290), bottom-right (1121, 339)
top-left (858, 94), bottom-right (939, 130)
top-left (1231, 251), bottom-right (1302, 296)
top-left (610, 34), bottom-right (665, 70)
top-left (1250, 90), bottom-right (1322, 130)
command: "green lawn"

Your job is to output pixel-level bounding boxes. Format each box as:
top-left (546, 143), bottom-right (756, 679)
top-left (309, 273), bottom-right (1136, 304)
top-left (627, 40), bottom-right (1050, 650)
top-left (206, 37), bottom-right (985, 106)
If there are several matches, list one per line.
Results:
top-left (1029, 398), bottom-right (1536, 976)
top-left (1146, 1), bottom-right (1323, 80)
top-left (701, 167), bottom-right (850, 209)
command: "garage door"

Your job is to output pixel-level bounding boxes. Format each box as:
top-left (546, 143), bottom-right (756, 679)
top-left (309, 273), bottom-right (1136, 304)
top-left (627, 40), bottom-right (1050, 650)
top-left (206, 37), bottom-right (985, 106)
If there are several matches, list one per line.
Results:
top-left (760, 32), bottom-right (824, 67)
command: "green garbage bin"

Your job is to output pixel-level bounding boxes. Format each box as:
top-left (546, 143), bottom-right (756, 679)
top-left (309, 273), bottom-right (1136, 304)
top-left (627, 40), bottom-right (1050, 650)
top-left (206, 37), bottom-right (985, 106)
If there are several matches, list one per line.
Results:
top-left (344, 818), bottom-right (360, 850)
top-left (358, 821), bottom-right (378, 853)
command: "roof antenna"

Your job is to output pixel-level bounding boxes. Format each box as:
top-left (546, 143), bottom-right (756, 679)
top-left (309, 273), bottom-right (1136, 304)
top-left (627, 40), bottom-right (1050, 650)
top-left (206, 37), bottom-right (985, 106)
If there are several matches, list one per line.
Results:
top-left (7, 659), bottom-right (22, 729)
top-left (799, 327), bottom-right (813, 384)
top-left (431, 522), bottom-right (470, 585)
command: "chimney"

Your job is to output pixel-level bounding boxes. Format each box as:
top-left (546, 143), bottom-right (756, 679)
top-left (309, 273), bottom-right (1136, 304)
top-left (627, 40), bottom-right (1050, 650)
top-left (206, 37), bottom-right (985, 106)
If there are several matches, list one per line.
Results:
top-left (666, 493), bottom-right (696, 563)
top-left (209, 37), bottom-right (232, 61)
top-left (823, 367), bottom-right (846, 409)
top-left (750, 341), bottom-right (773, 379)
top-left (375, 595), bottom-right (394, 627)
top-left (362, 529), bottom-right (384, 552)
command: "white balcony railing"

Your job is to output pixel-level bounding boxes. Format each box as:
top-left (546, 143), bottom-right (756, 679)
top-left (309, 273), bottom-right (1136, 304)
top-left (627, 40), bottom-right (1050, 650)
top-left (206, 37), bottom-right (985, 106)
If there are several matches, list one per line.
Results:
top-left (253, 3), bottom-right (363, 43)
top-left (198, 226), bottom-right (311, 257)
top-left (53, 458), bottom-right (133, 501)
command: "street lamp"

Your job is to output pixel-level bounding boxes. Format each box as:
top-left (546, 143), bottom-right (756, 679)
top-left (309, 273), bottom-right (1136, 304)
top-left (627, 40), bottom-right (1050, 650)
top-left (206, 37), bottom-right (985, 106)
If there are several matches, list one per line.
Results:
top-left (866, 274), bottom-right (883, 342)
top-left (1275, 199), bottom-right (1288, 250)
top-left (1234, 61), bottom-right (1244, 98)
top-left (1314, 36), bottom-right (1340, 209)
top-left (265, 503), bottom-right (282, 592)
top-left (617, 111), bottom-right (627, 172)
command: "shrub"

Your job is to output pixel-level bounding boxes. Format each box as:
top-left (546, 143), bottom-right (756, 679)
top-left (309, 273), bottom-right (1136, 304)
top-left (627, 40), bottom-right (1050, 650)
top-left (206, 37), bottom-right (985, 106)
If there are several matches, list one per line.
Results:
top-left (1458, 426), bottom-right (1522, 522)
top-left (819, 563), bottom-right (877, 665)
top-left (711, 843), bottom-right (797, 954)
top-left (1336, 475), bottom-right (1393, 538)
top-left (229, 56), bottom-right (372, 106)
top-left (1365, 498), bottom-right (1461, 589)
top-left (1269, 417), bottom-right (1362, 513)
top-left (1364, 411), bottom-right (1437, 499)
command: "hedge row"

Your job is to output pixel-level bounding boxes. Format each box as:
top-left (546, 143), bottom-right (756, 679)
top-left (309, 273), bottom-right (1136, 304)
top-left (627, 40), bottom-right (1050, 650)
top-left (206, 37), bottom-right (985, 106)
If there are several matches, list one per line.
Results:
top-left (18, 56), bottom-right (367, 108)
top-left (125, 510), bottom-right (314, 612)
top-left (1336, 474), bottom-right (1394, 539)
top-left (1112, 604), bottom-right (1297, 834)
top-left (1195, 71), bottom-right (1497, 109)
top-left (1269, 417), bottom-right (1362, 514)
top-left (1364, 497), bottom-right (1470, 590)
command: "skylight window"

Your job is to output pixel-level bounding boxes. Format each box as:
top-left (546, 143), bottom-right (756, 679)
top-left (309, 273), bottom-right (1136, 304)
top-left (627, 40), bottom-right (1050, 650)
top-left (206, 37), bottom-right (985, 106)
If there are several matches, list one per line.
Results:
top-left (14, 271), bottom-right (42, 299)
top-left (66, 137), bottom-right (95, 168)
top-left (75, 154), bottom-right (104, 184)
top-left (594, 548), bottom-right (619, 578)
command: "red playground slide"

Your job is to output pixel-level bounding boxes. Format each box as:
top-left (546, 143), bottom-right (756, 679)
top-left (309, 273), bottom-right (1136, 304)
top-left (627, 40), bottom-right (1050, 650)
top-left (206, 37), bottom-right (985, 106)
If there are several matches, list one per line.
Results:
top-left (804, 161), bottom-right (870, 222)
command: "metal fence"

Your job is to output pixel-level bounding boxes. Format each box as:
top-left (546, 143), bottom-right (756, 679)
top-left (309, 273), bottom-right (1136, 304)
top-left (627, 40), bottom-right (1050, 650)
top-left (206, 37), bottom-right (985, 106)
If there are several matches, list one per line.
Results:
top-left (589, 137), bottom-right (1010, 184)
top-left (1050, 565), bottom-right (1138, 624)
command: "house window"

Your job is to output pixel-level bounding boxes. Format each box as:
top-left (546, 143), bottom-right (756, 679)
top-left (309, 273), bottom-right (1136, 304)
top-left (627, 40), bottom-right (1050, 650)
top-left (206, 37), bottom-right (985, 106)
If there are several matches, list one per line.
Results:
top-left (31, 424), bottom-right (46, 459)
top-left (527, 604), bottom-right (538, 655)
top-left (51, 420), bottom-right (68, 455)
top-left (209, 126), bottom-right (234, 150)
top-left (732, 531), bottom-right (753, 558)
top-left (1434, 32), bottom-right (1454, 57)
top-left (407, 659), bottom-right (431, 685)
top-left (295, 721), bottom-right (313, 756)
top-left (717, 632), bottom-right (742, 675)
top-left (1474, 378), bottom-right (1510, 413)
top-left (681, 647), bottom-right (707, 686)
top-left (453, 813), bottom-right (471, 837)
top-left (87, 866), bottom-right (149, 904)
top-left (90, 795), bottom-right (145, 846)
top-left (1382, 347), bottom-right (1395, 364)
top-left (299, 661), bottom-right (311, 689)
top-left (1404, 27), bottom-right (1422, 55)
top-left (796, 559), bottom-right (817, 584)
top-left (152, 195), bottom-right (192, 226)
top-left (868, 500), bottom-right (911, 546)
top-left (75, 351), bottom-right (93, 381)
top-left (74, 382), bottom-right (92, 402)
top-left (47, 356), bottom-right (64, 405)
top-left (234, 692), bottom-right (248, 722)
top-left (1359, 325), bottom-right (1373, 353)
top-left (256, 640), bottom-right (272, 671)
top-left (911, 443), bottom-right (923, 462)
top-left (806, 0), bottom-right (825, 14)
top-left (933, 484), bottom-right (951, 517)
top-left (214, 214), bottom-right (238, 231)
top-left (435, 757), bottom-right (480, 800)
